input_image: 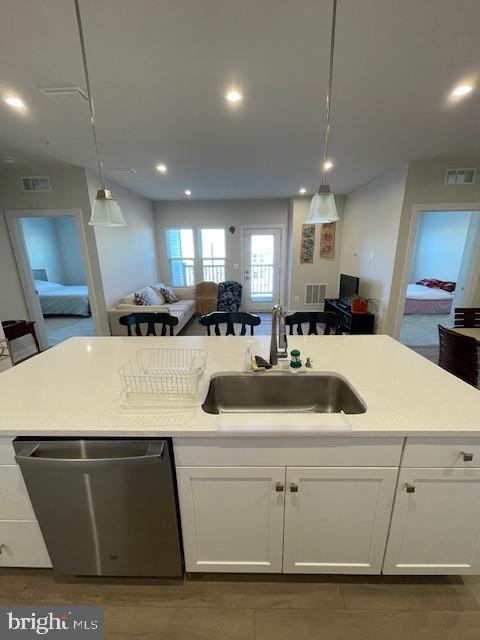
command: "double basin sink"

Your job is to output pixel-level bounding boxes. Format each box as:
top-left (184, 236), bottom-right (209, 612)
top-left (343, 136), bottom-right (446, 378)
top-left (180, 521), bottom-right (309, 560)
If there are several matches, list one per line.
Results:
top-left (202, 373), bottom-right (366, 415)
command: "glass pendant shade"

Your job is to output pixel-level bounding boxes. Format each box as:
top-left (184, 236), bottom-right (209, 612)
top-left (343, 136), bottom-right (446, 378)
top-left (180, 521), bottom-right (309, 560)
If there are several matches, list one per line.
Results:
top-left (305, 184), bottom-right (339, 224)
top-left (89, 189), bottom-right (127, 226)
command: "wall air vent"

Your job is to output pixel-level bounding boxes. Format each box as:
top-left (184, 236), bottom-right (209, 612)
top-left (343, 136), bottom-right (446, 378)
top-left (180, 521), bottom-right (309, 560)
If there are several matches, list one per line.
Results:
top-left (21, 176), bottom-right (51, 192)
top-left (40, 86), bottom-right (88, 102)
top-left (445, 168), bottom-right (476, 184)
top-left (305, 283), bottom-right (327, 305)
top-left (107, 168), bottom-right (138, 174)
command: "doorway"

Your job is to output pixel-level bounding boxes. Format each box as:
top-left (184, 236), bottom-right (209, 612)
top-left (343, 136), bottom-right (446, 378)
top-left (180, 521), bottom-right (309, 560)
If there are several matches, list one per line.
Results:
top-left (6, 209), bottom-right (100, 350)
top-left (242, 228), bottom-right (283, 311)
top-left (398, 209), bottom-right (480, 352)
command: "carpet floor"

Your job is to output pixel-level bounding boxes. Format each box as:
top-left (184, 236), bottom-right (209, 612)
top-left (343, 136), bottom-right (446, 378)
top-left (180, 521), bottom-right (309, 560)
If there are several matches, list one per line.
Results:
top-left (399, 314), bottom-right (449, 347)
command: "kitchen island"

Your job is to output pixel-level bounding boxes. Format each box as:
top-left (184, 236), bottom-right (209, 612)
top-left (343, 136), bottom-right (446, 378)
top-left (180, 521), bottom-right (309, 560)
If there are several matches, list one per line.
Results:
top-left (0, 335), bottom-right (479, 577)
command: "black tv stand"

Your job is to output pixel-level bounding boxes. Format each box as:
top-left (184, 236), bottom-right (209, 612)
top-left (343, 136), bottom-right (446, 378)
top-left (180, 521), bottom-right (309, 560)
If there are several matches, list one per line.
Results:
top-left (325, 299), bottom-right (375, 334)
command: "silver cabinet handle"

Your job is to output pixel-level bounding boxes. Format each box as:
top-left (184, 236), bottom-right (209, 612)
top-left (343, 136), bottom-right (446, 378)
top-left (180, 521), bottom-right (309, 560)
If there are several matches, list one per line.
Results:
top-left (405, 483), bottom-right (415, 493)
top-left (290, 482), bottom-right (298, 493)
top-left (461, 452), bottom-right (474, 462)
top-left (275, 482), bottom-right (284, 492)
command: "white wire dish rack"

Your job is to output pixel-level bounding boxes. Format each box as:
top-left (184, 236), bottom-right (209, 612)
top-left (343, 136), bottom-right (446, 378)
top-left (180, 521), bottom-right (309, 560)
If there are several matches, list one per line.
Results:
top-left (119, 348), bottom-right (207, 401)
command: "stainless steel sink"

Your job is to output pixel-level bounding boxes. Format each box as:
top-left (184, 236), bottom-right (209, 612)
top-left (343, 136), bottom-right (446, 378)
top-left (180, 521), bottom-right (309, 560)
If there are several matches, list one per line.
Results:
top-left (202, 373), bottom-right (366, 415)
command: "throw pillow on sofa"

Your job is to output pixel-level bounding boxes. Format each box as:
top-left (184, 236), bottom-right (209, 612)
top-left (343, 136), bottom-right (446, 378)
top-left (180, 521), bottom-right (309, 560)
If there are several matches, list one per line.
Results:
top-left (156, 284), bottom-right (178, 304)
top-left (149, 288), bottom-right (166, 305)
top-left (134, 288), bottom-right (154, 306)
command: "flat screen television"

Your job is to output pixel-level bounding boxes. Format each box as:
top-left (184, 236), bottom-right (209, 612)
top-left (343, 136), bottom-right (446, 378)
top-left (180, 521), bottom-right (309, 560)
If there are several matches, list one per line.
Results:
top-left (339, 273), bottom-right (359, 300)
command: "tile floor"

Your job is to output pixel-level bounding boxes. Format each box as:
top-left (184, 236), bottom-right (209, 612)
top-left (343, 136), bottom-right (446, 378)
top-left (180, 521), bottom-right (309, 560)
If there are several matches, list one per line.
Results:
top-left (2, 570), bottom-right (480, 639)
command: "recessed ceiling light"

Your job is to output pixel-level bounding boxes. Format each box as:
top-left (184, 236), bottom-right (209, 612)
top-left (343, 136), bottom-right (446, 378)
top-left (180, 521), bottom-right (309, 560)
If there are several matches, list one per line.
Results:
top-left (184, 189), bottom-right (192, 197)
top-left (4, 96), bottom-right (25, 109)
top-left (156, 163), bottom-right (168, 174)
top-left (451, 84), bottom-right (473, 97)
top-left (323, 160), bottom-right (333, 171)
top-left (225, 88), bottom-right (243, 104)
top-left (299, 187), bottom-right (307, 195)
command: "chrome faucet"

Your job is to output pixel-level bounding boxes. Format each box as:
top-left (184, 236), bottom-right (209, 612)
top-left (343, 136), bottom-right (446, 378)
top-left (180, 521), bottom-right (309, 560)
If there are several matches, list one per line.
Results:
top-left (270, 304), bottom-right (288, 365)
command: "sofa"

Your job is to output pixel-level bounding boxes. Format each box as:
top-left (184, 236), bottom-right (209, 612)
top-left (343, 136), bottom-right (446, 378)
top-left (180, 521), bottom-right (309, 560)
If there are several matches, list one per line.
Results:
top-left (108, 283), bottom-right (195, 336)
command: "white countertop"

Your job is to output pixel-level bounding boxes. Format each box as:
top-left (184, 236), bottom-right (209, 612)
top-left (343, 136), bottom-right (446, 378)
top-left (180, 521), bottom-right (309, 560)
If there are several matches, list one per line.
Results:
top-left (0, 335), bottom-right (479, 437)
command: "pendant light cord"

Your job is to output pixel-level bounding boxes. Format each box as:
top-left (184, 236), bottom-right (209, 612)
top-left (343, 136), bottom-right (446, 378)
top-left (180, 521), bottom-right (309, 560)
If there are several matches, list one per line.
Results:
top-left (74, 0), bottom-right (105, 190)
top-left (322, 0), bottom-right (337, 185)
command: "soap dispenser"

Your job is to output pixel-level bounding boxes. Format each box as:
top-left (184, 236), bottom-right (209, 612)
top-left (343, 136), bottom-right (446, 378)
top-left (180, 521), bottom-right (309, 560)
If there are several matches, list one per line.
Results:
top-left (289, 349), bottom-right (302, 373)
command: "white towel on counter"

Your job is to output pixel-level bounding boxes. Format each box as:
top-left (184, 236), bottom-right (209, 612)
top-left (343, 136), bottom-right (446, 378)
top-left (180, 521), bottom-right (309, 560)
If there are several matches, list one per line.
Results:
top-left (217, 411), bottom-right (352, 435)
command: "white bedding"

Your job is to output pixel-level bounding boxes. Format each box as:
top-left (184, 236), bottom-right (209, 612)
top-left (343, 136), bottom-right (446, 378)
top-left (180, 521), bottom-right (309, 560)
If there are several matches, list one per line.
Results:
top-left (35, 279), bottom-right (90, 316)
top-left (406, 284), bottom-right (454, 301)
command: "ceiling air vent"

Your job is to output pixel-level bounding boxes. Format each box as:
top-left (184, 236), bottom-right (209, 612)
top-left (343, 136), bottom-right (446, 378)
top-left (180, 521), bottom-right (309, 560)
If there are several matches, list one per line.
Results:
top-left (305, 283), bottom-right (327, 305)
top-left (445, 168), bottom-right (476, 184)
top-left (21, 176), bottom-right (51, 192)
top-left (40, 86), bottom-right (88, 102)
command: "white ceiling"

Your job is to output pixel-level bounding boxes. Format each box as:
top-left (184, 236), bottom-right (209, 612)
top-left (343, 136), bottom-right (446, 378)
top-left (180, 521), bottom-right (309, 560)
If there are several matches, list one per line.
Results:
top-left (0, 0), bottom-right (479, 199)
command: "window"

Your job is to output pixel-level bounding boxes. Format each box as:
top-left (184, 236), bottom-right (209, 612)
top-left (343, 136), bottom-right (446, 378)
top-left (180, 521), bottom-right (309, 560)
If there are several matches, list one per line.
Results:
top-left (200, 228), bottom-right (226, 283)
top-left (166, 228), bottom-right (195, 286)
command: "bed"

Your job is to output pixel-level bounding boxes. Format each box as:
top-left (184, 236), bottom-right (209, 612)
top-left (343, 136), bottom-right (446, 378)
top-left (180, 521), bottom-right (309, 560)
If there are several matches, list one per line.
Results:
top-left (35, 277), bottom-right (90, 317)
top-left (404, 283), bottom-right (454, 315)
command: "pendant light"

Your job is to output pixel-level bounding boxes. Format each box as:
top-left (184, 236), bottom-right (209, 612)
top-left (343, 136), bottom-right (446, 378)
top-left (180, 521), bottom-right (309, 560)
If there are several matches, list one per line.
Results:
top-left (305, 0), bottom-right (340, 224)
top-left (74, 0), bottom-right (127, 226)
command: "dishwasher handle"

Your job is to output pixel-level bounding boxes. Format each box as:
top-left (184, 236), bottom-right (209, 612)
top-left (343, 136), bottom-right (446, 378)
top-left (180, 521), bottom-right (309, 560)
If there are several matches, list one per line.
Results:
top-left (15, 440), bottom-right (165, 466)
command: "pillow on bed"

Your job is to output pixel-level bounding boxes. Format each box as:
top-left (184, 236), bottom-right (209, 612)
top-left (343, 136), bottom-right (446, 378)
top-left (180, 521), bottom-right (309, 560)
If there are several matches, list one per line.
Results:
top-left (437, 281), bottom-right (456, 293)
top-left (416, 278), bottom-right (455, 293)
top-left (416, 278), bottom-right (441, 288)
top-left (134, 288), bottom-right (154, 306)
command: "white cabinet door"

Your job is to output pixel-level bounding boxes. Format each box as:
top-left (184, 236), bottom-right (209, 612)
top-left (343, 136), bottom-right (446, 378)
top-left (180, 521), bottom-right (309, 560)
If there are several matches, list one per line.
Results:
top-left (177, 466), bottom-right (286, 572)
top-left (384, 468), bottom-right (480, 575)
top-left (283, 467), bottom-right (398, 574)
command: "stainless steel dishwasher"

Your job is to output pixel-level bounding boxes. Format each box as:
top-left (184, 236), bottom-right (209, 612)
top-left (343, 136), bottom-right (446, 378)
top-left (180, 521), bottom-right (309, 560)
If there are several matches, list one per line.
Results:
top-left (14, 438), bottom-right (183, 577)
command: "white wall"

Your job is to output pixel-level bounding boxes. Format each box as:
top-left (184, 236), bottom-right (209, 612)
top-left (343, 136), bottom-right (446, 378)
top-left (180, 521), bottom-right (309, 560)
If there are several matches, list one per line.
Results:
top-left (288, 197), bottom-right (344, 308)
top-left (386, 155), bottom-right (480, 336)
top-left (410, 211), bottom-right (471, 283)
top-left (55, 216), bottom-right (86, 285)
top-left (87, 172), bottom-right (159, 307)
top-left (339, 164), bottom-right (408, 334)
top-left (154, 199), bottom-right (289, 301)
top-left (20, 216), bottom-right (87, 286)
top-left (20, 217), bottom-right (64, 284)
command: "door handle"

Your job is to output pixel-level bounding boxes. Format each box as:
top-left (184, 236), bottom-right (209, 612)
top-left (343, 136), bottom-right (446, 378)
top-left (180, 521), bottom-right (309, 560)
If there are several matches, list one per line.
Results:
top-left (15, 441), bottom-right (165, 465)
top-left (290, 482), bottom-right (298, 493)
top-left (275, 482), bottom-right (284, 492)
top-left (405, 483), bottom-right (415, 493)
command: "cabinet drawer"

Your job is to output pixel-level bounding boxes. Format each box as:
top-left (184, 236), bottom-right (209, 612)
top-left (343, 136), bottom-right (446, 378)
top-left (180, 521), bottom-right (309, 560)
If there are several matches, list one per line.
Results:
top-left (403, 438), bottom-right (480, 468)
top-left (0, 466), bottom-right (36, 520)
top-left (0, 438), bottom-right (15, 464)
top-left (0, 521), bottom-right (51, 568)
top-left (174, 437), bottom-right (403, 467)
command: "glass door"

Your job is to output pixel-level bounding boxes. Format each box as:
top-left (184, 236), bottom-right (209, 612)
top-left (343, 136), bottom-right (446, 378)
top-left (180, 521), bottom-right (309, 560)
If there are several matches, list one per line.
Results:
top-left (243, 228), bottom-right (282, 310)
